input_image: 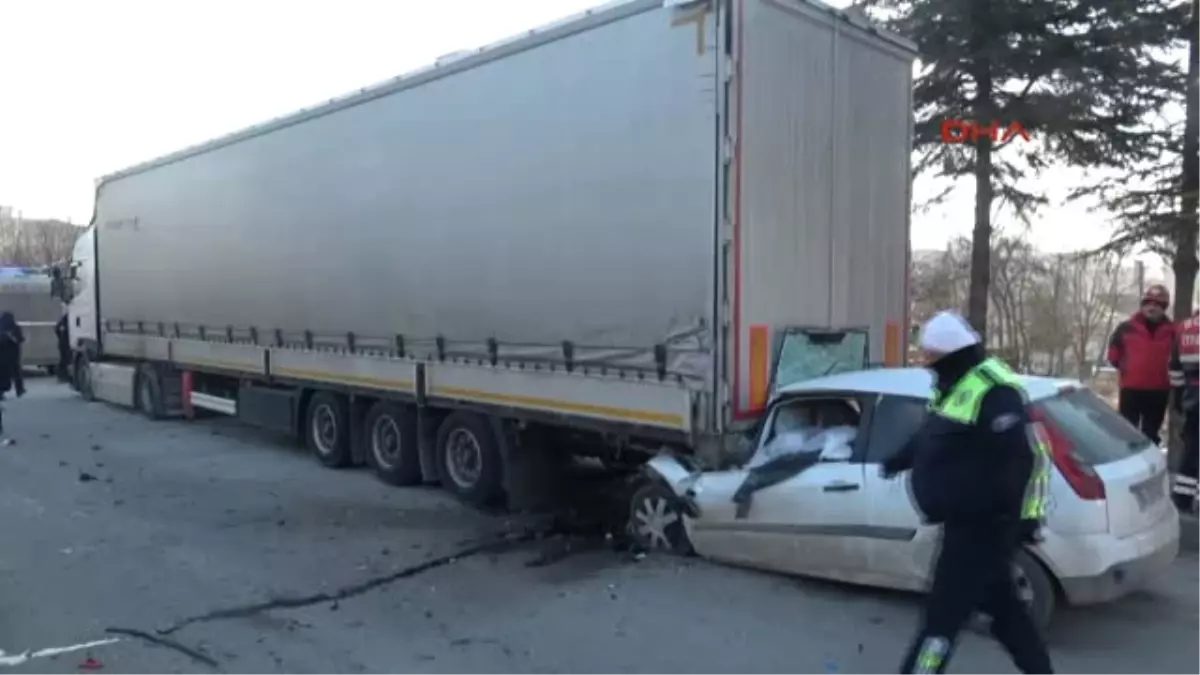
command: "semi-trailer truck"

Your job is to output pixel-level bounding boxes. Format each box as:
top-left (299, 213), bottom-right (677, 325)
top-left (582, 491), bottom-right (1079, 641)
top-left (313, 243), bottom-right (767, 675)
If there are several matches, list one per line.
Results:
top-left (54, 0), bottom-right (916, 510)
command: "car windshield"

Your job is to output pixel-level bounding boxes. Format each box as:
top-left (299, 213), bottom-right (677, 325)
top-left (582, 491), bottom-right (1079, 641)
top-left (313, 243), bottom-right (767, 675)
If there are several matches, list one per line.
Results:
top-left (771, 329), bottom-right (868, 393)
top-left (1032, 388), bottom-right (1151, 466)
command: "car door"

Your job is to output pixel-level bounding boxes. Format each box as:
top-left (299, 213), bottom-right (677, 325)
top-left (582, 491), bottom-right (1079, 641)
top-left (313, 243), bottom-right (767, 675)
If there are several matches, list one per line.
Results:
top-left (860, 393), bottom-right (940, 590)
top-left (687, 395), bottom-right (873, 582)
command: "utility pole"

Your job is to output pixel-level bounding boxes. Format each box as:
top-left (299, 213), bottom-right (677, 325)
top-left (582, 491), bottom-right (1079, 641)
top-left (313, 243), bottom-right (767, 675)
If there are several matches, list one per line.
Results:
top-left (1135, 260), bottom-right (1146, 300)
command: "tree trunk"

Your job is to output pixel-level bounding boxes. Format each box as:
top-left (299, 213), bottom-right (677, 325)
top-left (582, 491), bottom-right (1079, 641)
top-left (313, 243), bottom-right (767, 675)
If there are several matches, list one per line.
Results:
top-left (1168, 0), bottom-right (1199, 468)
top-left (1174, 0), bottom-right (1199, 321)
top-left (967, 1), bottom-right (995, 338)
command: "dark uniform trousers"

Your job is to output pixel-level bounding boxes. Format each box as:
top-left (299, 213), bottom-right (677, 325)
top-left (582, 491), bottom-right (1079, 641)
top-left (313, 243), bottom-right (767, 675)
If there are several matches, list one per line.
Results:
top-left (900, 521), bottom-right (1053, 674)
top-left (1118, 388), bottom-right (1170, 444)
top-left (1178, 403), bottom-right (1199, 510)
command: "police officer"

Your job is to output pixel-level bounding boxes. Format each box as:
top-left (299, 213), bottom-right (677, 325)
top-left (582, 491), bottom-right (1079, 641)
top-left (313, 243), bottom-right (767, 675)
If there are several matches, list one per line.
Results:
top-left (881, 311), bottom-right (1053, 674)
top-left (1169, 309), bottom-right (1199, 512)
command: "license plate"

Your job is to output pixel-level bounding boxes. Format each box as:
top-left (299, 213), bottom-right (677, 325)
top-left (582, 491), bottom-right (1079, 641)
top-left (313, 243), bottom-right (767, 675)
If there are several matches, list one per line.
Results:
top-left (1132, 474), bottom-right (1166, 510)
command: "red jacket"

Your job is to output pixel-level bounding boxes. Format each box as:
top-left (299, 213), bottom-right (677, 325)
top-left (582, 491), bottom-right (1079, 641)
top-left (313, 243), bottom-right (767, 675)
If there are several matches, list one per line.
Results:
top-left (1108, 313), bottom-right (1176, 390)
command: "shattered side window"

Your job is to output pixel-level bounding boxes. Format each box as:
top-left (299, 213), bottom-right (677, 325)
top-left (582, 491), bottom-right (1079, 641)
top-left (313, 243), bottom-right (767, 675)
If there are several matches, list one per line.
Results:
top-left (750, 398), bottom-right (861, 468)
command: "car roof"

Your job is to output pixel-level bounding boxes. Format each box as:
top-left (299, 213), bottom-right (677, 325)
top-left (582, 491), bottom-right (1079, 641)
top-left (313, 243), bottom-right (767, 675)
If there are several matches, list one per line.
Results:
top-left (773, 367), bottom-right (1079, 403)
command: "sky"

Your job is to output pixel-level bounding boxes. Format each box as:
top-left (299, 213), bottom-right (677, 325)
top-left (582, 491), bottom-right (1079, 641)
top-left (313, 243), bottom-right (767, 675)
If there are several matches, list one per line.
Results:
top-left (0, 0), bottom-right (1168, 259)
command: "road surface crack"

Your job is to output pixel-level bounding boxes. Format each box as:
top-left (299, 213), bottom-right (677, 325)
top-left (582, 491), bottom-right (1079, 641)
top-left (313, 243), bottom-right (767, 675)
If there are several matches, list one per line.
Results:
top-left (104, 628), bottom-right (219, 669)
top-left (154, 528), bottom-right (540, 637)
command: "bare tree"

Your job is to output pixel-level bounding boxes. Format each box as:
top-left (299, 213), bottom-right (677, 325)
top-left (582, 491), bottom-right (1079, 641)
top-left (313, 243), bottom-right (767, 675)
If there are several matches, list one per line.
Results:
top-left (1062, 253), bottom-right (1124, 380)
top-left (909, 236), bottom-right (1145, 384)
top-left (988, 236), bottom-right (1046, 372)
top-left (0, 217), bottom-right (80, 267)
top-left (911, 244), bottom-right (970, 323)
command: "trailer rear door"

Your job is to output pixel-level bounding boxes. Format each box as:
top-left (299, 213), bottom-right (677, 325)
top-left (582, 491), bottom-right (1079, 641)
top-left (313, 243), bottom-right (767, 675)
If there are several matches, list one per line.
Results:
top-left (724, 0), bottom-right (916, 424)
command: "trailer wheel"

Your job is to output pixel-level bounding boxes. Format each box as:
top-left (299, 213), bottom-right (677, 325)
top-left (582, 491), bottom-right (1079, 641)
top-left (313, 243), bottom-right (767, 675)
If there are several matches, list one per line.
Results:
top-left (306, 392), bottom-right (351, 468)
top-left (136, 364), bottom-right (165, 420)
top-left (364, 401), bottom-right (421, 486)
top-left (75, 353), bottom-right (94, 401)
top-left (435, 412), bottom-right (503, 507)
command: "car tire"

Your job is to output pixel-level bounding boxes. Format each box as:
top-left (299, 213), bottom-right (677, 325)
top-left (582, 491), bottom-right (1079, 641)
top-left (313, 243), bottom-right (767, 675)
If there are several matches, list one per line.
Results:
top-left (306, 392), bottom-right (351, 468)
top-left (628, 481), bottom-right (693, 555)
top-left (364, 401), bottom-right (421, 486)
top-left (434, 412), bottom-right (504, 507)
top-left (969, 550), bottom-right (1057, 638)
top-left (1012, 549), bottom-right (1056, 637)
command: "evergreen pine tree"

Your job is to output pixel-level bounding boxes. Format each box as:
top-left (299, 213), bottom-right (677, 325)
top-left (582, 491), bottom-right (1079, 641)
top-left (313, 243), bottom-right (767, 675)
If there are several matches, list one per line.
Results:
top-left (856, 0), bottom-right (1191, 334)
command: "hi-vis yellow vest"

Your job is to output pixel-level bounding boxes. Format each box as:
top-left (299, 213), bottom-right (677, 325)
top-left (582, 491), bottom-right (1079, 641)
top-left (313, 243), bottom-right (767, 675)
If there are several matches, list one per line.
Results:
top-left (928, 358), bottom-right (1050, 521)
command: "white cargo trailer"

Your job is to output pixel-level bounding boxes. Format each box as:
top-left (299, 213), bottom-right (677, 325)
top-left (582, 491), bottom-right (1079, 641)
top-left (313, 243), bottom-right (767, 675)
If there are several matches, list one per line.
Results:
top-left (57, 0), bottom-right (916, 508)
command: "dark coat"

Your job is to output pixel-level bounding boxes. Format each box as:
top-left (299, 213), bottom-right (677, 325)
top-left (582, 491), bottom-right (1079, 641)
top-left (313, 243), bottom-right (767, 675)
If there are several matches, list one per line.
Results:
top-left (0, 312), bottom-right (26, 395)
top-left (882, 346), bottom-right (1034, 527)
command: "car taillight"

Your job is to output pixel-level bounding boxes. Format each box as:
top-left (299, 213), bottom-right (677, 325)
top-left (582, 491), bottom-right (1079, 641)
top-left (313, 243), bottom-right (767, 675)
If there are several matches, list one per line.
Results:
top-left (1029, 406), bottom-right (1106, 500)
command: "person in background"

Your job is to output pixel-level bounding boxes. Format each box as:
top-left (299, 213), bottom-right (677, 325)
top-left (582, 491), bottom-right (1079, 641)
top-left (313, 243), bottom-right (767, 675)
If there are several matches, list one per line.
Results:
top-left (1169, 308), bottom-right (1199, 512)
top-left (54, 310), bottom-right (71, 383)
top-left (0, 311), bottom-right (25, 443)
top-left (881, 310), bottom-right (1053, 674)
top-left (1108, 284), bottom-right (1176, 443)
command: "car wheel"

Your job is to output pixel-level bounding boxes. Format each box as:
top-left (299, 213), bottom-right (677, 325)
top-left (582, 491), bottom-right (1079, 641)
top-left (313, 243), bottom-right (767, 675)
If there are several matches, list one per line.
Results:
top-left (967, 549), bottom-right (1057, 638)
top-left (364, 401), bottom-right (421, 486)
top-left (434, 412), bottom-right (504, 506)
top-left (1012, 549), bottom-right (1056, 637)
top-left (306, 392), bottom-right (351, 468)
top-left (628, 481), bottom-right (692, 555)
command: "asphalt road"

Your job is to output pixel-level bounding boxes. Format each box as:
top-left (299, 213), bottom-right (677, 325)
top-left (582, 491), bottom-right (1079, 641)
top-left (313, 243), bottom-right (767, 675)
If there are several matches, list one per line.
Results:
top-left (0, 379), bottom-right (1195, 674)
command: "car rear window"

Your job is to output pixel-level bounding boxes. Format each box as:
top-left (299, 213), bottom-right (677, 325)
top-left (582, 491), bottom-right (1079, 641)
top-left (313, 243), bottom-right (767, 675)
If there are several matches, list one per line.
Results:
top-left (1033, 388), bottom-right (1150, 466)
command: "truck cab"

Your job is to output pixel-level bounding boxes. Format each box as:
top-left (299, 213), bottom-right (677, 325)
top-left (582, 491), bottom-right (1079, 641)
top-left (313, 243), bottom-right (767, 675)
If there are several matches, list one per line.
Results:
top-left (50, 225), bottom-right (97, 384)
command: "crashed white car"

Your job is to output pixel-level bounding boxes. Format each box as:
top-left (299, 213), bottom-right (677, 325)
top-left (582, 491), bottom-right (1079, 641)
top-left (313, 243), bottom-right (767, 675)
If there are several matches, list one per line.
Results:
top-left (631, 367), bottom-right (1181, 631)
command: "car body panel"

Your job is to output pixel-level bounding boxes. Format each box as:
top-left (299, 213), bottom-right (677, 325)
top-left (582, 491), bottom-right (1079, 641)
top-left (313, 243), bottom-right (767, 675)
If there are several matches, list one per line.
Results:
top-left (1095, 446), bottom-right (1173, 539)
top-left (1046, 504), bottom-right (1180, 604)
top-left (686, 462), bottom-right (872, 581)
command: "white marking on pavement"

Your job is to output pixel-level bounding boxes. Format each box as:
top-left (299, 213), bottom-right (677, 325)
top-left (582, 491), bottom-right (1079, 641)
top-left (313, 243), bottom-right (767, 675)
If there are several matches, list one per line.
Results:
top-left (0, 638), bottom-right (122, 666)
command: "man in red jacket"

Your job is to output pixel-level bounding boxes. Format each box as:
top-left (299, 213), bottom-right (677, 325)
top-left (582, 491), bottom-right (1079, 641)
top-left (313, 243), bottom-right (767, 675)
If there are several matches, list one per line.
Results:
top-left (1108, 284), bottom-right (1177, 444)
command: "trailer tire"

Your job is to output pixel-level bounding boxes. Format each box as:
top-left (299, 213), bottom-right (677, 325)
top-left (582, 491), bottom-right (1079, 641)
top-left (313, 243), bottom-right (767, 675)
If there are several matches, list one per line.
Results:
top-left (435, 412), bottom-right (503, 507)
top-left (136, 364), bottom-right (165, 420)
top-left (364, 401), bottom-right (421, 486)
top-left (306, 392), bottom-right (351, 468)
top-left (75, 353), bottom-right (94, 401)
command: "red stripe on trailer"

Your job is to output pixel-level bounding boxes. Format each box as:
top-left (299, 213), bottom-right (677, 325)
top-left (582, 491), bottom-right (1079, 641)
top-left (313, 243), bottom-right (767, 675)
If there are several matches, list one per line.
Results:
top-left (181, 371), bottom-right (194, 418)
top-left (732, 0), bottom-right (749, 420)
